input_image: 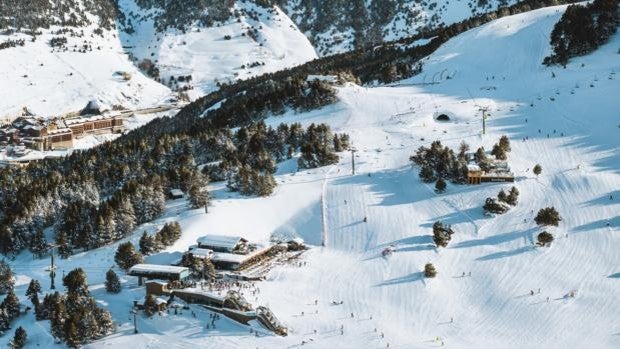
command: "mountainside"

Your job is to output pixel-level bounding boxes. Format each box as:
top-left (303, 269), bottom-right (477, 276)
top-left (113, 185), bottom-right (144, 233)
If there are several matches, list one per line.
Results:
top-left (0, 0), bottom-right (170, 118)
top-left (276, 0), bottom-right (521, 55)
top-left (116, 0), bottom-right (317, 98)
top-left (0, 0), bottom-right (532, 118)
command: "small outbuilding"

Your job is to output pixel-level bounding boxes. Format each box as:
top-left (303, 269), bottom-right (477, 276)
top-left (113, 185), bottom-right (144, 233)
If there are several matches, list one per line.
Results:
top-left (169, 188), bottom-right (184, 199)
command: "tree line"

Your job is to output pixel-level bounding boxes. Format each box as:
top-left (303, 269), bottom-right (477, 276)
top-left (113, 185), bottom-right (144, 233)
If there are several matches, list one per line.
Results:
top-left (544, 0), bottom-right (618, 65)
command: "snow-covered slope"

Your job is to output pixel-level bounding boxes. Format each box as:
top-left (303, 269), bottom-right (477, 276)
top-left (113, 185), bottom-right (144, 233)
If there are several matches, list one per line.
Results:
top-left (0, 24), bottom-right (171, 118)
top-left (3, 4), bottom-right (619, 349)
top-left (118, 0), bottom-right (317, 98)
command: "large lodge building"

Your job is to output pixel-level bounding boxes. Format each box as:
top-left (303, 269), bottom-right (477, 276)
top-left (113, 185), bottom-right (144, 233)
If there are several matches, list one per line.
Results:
top-left (0, 113), bottom-right (124, 152)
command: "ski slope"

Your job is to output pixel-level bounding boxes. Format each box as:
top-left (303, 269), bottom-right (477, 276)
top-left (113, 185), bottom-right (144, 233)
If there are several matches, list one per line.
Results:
top-left (2, 4), bottom-right (619, 349)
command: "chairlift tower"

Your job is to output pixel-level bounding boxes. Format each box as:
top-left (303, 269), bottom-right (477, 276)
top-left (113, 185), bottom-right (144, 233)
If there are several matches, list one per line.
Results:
top-left (476, 105), bottom-right (490, 135)
top-left (350, 148), bottom-right (357, 175)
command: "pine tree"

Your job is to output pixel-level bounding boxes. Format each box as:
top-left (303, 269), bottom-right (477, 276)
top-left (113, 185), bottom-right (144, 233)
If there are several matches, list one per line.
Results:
top-left (435, 178), bottom-right (447, 193)
top-left (533, 164), bottom-right (542, 176)
top-left (49, 294), bottom-right (66, 338)
top-left (0, 307), bottom-right (9, 331)
top-left (64, 320), bottom-right (80, 348)
top-left (497, 189), bottom-right (508, 203)
top-left (63, 268), bottom-right (89, 298)
top-left (114, 242), bottom-right (143, 270)
top-left (537, 231), bottom-right (554, 247)
top-left (534, 207), bottom-right (562, 226)
top-left (474, 147), bottom-right (487, 164)
top-left (2, 289), bottom-right (20, 320)
top-left (424, 263), bottom-right (437, 278)
top-left (0, 260), bottom-right (14, 294)
top-left (491, 143), bottom-right (507, 160)
top-left (139, 231), bottom-right (157, 255)
top-left (25, 279), bottom-right (41, 308)
top-left (114, 196), bottom-right (137, 238)
top-left (498, 135), bottom-right (511, 152)
top-left (105, 269), bottom-right (121, 294)
top-left (29, 228), bottom-right (49, 258)
top-left (0, 225), bottom-right (17, 256)
top-left (432, 221), bottom-right (454, 247)
top-left (188, 183), bottom-right (208, 209)
top-left (506, 186), bottom-right (519, 206)
top-left (143, 294), bottom-right (158, 316)
top-left (11, 326), bottom-right (27, 349)
top-left (419, 165), bottom-right (436, 183)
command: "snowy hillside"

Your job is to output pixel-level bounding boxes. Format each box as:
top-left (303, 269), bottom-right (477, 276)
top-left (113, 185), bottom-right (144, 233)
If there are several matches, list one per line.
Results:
top-left (117, 0), bottom-right (317, 98)
top-left (2, 3), bottom-right (619, 349)
top-left (0, 23), bottom-right (170, 118)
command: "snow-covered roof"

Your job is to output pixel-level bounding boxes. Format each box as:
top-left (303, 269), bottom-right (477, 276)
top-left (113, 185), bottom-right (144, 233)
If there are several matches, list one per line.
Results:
top-left (128, 264), bottom-right (189, 275)
top-left (170, 188), bottom-right (184, 196)
top-left (210, 244), bottom-right (272, 264)
top-left (210, 252), bottom-right (247, 264)
top-left (467, 164), bottom-right (481, 172)
top-left (289, 238), bottom-right (305, 244)
top-left (47, 128), bottom-right (72, 135)
top-left (196, 235), bottom-right (246, 251)
top-left (188, 247), bottom-right (213, 259)
top-left (65, 113), bottom-right (121, 126)
top-left (137, 296), bottom-right (168, 306)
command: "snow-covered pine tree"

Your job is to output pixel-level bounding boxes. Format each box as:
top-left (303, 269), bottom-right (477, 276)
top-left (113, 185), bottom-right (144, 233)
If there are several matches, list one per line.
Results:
top-left (139, 231), bottom-right (157, 255)
top-left (1, 289), bottom-right (20, 320)
top-left (25, 279), bottom-right (41, 308)
top-left (114, 196), bottom-right (137, 238)
top-left (0, 260), bottom-right (14, 294)
top-left (114, 242), bottom-right (143, 270)
top-left (0, 307), bottom-right (9, 331)
top-left (11, 326), bottom-right (27, 349)
top-left (29, 228), bottom-right (49, 258)
top-left (55, 230), bottom-right (73, 259)
top-left (105, 269), bottom-right (121, 294)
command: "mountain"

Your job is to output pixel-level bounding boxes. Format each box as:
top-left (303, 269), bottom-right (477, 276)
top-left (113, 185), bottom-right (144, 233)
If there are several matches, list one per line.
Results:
top-left (116, 0), bottom-right (317, 98)
top-left (0, 0), bottom-right (527, 117)
top-left (276, 0), bottom-right (520, 55)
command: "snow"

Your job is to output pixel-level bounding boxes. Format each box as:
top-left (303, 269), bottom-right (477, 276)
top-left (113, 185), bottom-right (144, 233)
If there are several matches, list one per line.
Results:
top-left (128, 264), bottom-right (189, 275)
top-left (196, 235), bottom-right (245, 252)
top-left (2, 4), bottom-right (620, 349)
top-left (0, 25), bottom-right (171, 118)
top-left (118, 0), bottom-right (317, 97)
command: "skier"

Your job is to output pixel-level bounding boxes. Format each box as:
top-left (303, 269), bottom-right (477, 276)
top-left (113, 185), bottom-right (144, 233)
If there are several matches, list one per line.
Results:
top-left (363, 217), bottom-right (367, 223)
top-left (450, 317), bottom-right (454, 323)
top-left (530, 290), bottom-right (534, 296)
